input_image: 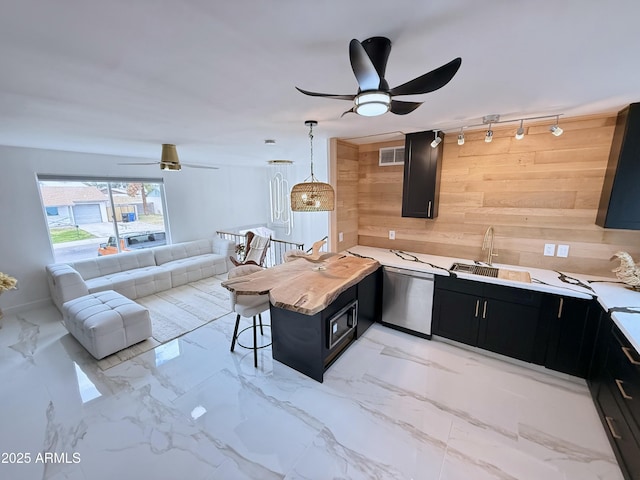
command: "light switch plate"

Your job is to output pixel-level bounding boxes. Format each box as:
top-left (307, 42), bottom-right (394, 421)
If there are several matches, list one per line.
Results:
top-left (338, 232), bottom-right (344, 242)
top-left (544, 244), bottom-right (556, 256)
top-left (557, 244), bottom-right (570, 257)
top-left (389, 230), bottom-right (395, 240)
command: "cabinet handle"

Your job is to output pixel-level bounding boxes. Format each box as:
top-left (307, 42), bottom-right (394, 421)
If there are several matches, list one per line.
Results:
top-left (557, 298), bottom-right (564, 318)
top-left (615, 379), bottom-right (633, 400)
top-left (605, 416), bottom-right (622, 439)
top-left (622, 346), bottom-right (640, 366)
top-left (474, 299), bottom-right (480, 318)
top-left (427, 201), bottom-right (432, 218)
top-left (482, 300), bottom-right (487, 319)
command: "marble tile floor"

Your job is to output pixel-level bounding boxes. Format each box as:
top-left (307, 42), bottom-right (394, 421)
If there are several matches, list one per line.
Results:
top-left (0, 304), bottom-right (624, 480)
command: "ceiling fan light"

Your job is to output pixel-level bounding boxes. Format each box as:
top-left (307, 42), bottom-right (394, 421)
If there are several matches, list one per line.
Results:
top-left (354, 91), bottom-right (391, 117)
top-left (161, 162), bottom-right (181, 171)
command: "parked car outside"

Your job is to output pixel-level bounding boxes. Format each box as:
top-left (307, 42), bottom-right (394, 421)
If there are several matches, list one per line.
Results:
top-left (98, 231), bottom-right (167, 256)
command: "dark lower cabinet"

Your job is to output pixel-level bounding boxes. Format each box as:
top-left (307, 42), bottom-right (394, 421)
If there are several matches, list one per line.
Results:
top-left (432, 276), bottom-right (544, 363)
top-left (356, 269), bottom-right (382, 337)
top-left (270, 268), bottom-right (381, 383)
top-left (542, 295), bottom-right (599, 378)
top-left (589, 311), bottom-right (640, 480)
top-left (477, 297), bottom-right (540, 363)
top-left (432, 287), bottom-right (480, 345)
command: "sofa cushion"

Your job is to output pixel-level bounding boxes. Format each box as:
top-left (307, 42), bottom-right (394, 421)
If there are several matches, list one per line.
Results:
top-left (85, 266), bottom-right (171, 299)
top-left (158, 254), bottom-right (228, 287)
top-left (70, 249), bottom-right (156, 280)
top-left (153, 239), bottom-right (212, 266)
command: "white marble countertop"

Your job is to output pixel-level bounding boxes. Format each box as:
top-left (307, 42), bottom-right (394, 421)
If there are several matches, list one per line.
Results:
top-left (345, 245), bottom-right (640, 353)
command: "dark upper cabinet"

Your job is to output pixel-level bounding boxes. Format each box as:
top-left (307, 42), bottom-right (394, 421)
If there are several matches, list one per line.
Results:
top-left (542, 295), bottom-right (598, 378)
top-left (596, 103), bottom-right (640, 230)
top-left (402, 130), bottom-right (443, 219)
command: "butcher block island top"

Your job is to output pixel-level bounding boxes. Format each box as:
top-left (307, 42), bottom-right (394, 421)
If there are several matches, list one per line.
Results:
top-left (221, 255), bottom-right (380, 315)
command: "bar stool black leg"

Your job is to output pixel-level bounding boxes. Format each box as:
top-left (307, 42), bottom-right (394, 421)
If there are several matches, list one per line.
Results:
top-left (230, 314), bottom-right (241, 352)
top-left (252, 315), bottom-right (258, 368)
top-left (259, 313), bottom-right (264, 335)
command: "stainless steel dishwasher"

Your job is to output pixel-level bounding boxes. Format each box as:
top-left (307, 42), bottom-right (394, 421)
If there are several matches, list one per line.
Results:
top-left (381, 266), bottom-right (435, 337)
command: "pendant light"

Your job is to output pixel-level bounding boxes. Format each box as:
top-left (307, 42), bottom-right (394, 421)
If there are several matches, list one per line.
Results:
top-left (290, 121), bottom-right (335, 212)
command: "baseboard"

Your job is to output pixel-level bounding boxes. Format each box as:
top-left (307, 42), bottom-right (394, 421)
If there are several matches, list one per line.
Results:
top-left (1, 298), bottom-right (54, 316)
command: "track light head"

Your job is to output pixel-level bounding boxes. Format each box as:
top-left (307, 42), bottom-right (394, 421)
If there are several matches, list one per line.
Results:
top-left (550, 124), bottom-right (563, 136)
top-left (550, 115), bottom-right (563, 136)
top-left (430, 130), bottom-right (442, 148)
top-left (515, 120), bottom-right (525, 140)
top-left (457, 133), bottom-right (465, 145)
top-left (485, 124), bottom-right (493, 143)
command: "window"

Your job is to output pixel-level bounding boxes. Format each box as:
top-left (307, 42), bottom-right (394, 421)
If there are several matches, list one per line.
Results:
top-left (37, 176), bottom-right (169, 263)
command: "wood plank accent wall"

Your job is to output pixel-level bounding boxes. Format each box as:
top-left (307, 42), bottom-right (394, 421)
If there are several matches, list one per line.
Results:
top-left (335, 113), bottom-right (640, 277)
top-left (331, 138), bottom-right (360, 251)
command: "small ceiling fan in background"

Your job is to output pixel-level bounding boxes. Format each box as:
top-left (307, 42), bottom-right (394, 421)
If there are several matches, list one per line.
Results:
top-left (296, 36), bottom-right (462, 117)
top-left (119, 144), bottom-right (219, 171)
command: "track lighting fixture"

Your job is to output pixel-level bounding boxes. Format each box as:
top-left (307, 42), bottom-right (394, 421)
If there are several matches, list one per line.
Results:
top-left (444, 113), bottom-right (563, 147)
top-left (485, 124), bottom-right (493, 143)
top-left (515, 119), bottom-right (525, 140)
top-left (549, 115), bottom-right (563, 136)
top-left (430, 130), bottom-right (442, 148)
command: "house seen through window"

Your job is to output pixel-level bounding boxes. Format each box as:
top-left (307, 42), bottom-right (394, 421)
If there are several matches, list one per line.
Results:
top-left (37, 177), bottom-right (169, 263)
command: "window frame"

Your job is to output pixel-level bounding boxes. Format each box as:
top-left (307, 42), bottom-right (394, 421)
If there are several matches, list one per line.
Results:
top-left (36, 174), bottom-right (171, 261)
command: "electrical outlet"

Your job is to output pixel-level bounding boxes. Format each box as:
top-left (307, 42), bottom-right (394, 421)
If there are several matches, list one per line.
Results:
top-left (543, 244), bottom-right (556, 256)
top-left (338, 232), bottom-right (344, 242)
top-left (389, 230), bottom-right (396, 240)
top-left (557, 244), bottom-right (570, 257)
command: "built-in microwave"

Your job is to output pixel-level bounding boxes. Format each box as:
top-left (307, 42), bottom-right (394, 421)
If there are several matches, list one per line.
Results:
top-left (328, 299), bottom-right (358, 350)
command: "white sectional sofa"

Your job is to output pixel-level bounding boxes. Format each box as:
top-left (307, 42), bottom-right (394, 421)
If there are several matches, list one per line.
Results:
top-left (47, 237), bottom-right (235, 313)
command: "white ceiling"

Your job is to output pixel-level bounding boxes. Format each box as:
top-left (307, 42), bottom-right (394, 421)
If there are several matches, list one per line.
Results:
top-left (2, 0), bottom-right (640, 167)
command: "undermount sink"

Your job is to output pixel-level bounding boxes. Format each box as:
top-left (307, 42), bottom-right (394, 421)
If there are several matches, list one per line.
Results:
top-left (450, 262), bottom-right (499, 278)
top-left (450, 262), bottom-right (532, 283)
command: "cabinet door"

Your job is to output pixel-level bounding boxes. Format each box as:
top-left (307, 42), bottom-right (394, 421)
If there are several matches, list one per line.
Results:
top-left (477, 299), bottom-right (540, 363)
top-left (545, 296), bottom-right (598, 378)
top-left (356, 268), bottom-right (381, 338)
top-left (432, 289), bottom-right (480, 345)
top-left (401, 131), bottom-right (442, 219)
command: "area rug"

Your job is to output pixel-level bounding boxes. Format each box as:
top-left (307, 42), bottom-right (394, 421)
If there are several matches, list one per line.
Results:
top-left (97, 275), bottom-right (231, 370)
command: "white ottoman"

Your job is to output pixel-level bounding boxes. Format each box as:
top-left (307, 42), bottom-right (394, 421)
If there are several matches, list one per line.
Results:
top-left (62, 291), bottom-right (152, 360)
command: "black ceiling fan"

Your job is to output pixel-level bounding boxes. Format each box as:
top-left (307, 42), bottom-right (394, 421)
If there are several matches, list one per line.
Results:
top-left (296, 36), bottom-right (461, 117)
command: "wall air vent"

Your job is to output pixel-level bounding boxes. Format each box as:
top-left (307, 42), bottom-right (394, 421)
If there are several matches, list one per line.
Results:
top-left (379, 146), bottom-right (405, 166)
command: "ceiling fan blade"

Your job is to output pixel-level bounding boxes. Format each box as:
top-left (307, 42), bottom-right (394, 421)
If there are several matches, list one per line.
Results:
top-left (349, 39), bottom-right (381, 91)
top-left (295, 87), bottom-right (355, 100)
top-left (183, 163), bottom-right (219, 170)
top-left (118, 162), bottom-right (160, 165)
top-left (360, 37), bottom-right (392, 82)
top-left (340, 107), bottom-right (356, 118)
top-left (389, 57), bottom-right (462, 96)
top-left (390, 100), bottom-right (423, 115)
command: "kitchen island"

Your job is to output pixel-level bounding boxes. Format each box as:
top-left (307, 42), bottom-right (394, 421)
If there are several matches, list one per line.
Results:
top-left (222, 254), bottom-right (381, 381)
